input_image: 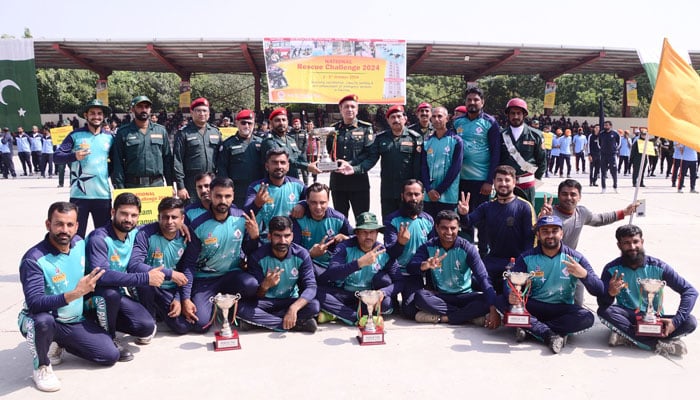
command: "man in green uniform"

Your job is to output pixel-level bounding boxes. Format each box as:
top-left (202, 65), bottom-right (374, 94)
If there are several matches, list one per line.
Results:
top-left (289, 118), bottom-right (309, 184)
top-left (173, 97), bottom-right (221, 203)
top-left (111, 96), bottom-right (173, 189)
top-left (328, 94), bottom-right (375, 221)
top-left (260, 107), bottom-right (320, 181)
top-left (408, 102), bottom-right (434, 138)
top-left (217, 109), bottom-right (263, 208)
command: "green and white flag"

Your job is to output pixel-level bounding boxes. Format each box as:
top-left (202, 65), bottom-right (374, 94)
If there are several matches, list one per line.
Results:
top-left (0, 39), bottom-right (41, 130)
top-left (637, 42), bottom-right (692, 91)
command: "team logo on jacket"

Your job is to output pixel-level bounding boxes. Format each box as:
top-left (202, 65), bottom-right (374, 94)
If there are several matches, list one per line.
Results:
top-left (506, 217), bottom-right (515, 227)
top-left (289, 193), bottom-right (296, 202)
top-left (291, 267), bottom-right (299, 277)
top-left (204, 233), bottom-right (218, 245)
top-left (234, 229), bottom-right (242, 239)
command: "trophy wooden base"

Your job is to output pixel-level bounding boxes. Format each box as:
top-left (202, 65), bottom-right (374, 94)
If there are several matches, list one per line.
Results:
top-left (504, 312), bottom-right (532, 328)
top-left (214, 330), bottom-right (241, 351)
top-left (636, 321), bottom-right (664, 337)
top-left (356, 326), bottom-right (385, 346)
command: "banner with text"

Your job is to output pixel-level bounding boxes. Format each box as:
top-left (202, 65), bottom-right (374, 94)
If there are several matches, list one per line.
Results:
top-left (263, 38), bottom-right (406, 104)
top-left (544, 81), bottom-right (557, 109)
top-left (626, 80), bottom-right (638, 107)
top-left (50, 125), bottom-right (73, 146)
top-left (112, 186), bottom-right (173, 225)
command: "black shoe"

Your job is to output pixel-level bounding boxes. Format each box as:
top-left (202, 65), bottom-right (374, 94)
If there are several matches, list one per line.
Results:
top-left (235, 319), bottom-right (255, 332)
top-left (294, 318), bottom-right (318, 333)
top-left (113, 338), bottom-right (134, 362)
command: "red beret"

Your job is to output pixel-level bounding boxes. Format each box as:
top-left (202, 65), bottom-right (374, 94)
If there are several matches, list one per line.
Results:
top-left (292, 118), bottom-right (301, 123)
top-left (190, 97), bottom-right (209, 110)
top-left (454, 105), bottom-right (467, 113)
top-left (416, 102), bottom-right (431, 112)
top-left (269, 107), bottom-right (287, 120)
top-left (386, 105), bottom-right (404, 119)
top-left (235, 109), bottom-right (254, 121)
top-left (338, 94), bottom-right (359, 105)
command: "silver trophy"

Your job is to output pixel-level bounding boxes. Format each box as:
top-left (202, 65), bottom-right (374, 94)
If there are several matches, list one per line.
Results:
top-left (638, 278), bottom-right (666, 325)
top-left (355, 290), bottom-right (382, 333)
top-left (213, 293), bottom-right (241, 338)
top-left (311, 127), bottom-right (338, 172)
top-left (503, 270), bottom-right (535, 327)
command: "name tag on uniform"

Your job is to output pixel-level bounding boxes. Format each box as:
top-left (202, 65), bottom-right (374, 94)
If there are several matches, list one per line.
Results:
top-left (52, 272), bottom-right (66, 283)
top-left (231, 145), bottom-right (242, 149)
top-left (127, 135), bottom-right (137, 140)
top-left (187, 136), bottom-right (198, 141)
top-left (400, 141), bottom-right (414, 146)
top-left (150, 134), bottom-right (161, 139)
top-left (522, 140), bottom-right (535, 146)
top-left (209, 135), bottom-right (218, 140)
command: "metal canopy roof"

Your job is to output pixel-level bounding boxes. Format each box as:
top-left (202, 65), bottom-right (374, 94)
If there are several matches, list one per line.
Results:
top-left (33, 38), bottom-right (700, 81)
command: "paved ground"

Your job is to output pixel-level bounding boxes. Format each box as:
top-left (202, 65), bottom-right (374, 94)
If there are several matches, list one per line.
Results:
top-left (0, 166), bottom-right (698, 398)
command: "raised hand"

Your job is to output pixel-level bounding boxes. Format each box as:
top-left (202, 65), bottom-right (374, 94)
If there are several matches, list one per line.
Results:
top-left (254, 183), bottom-right (272, 208)
top-left (397, 222), bottom-right (411, 245)
top-left (357, 244), bottom-right (386, 268)
top-left (243, 210), bottom-right (259, 239)
top-left (457, 191), bottom-right (471, 215)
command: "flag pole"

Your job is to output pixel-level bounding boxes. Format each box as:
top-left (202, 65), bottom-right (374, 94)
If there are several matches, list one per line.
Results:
top-left (629, 136), bottom-right (650, 225)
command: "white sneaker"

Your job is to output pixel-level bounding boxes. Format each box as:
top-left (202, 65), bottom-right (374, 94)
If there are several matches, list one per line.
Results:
top-left (33, 365), bottom-right (61, 392)
top-left (607, 331), bottom-right (630, 347)
top-left (47, 342), bottom-right (63, 365)
top-left (601, 188), bottom-right (606, 194)
top-left (549, 334), bottom-right (565, 354)
top-left (136, 325), bottom-right (157, 345)
top-left (655, 339), bottom-right (687, 357)
top-left (415, 311), bottom-right (440, 324)
top-left (515, 328), bottom-right (527, 343)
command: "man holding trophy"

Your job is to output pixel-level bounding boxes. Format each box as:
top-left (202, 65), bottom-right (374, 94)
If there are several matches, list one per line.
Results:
top-left (507, 215), bottom-right (604, 354)
top-left (597, 225), bottom-right (697, 357)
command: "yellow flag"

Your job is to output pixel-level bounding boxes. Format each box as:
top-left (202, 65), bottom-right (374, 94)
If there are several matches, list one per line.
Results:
top-left (648, 38), bottom-right (700, 152)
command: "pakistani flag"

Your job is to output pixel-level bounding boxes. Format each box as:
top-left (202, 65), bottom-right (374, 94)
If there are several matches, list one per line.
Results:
top-left (0, 39), bottom-right (41, 130)
top-left (638, 43), bottom-right (692, 91)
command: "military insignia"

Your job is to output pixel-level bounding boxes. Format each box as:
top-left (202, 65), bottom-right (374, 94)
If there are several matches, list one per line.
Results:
top-left (476, 127), bottom-right (483, 134)
top-left (368, 134), bottom-right (373, 141)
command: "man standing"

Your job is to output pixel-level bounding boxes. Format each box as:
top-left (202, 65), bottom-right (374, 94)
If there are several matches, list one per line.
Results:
top-left (499, 98), bottom-right (546, 204)
top-left (599, 120), bottom-right (620, 193)
top-left (305, 120), bottom-right (319, 184)
top-left (630, 129), bottom-right (649, 188)
top-left (40, 127), bottom-right (55, 178)
top-left (674, 143), bottom-right (699, 193)
top-left (179, 177), bottom-right (260, 332)
top-left (245, 148), bottom-right (306, 243)
top-left (238, 216), bottom-right (320, 333)
top-left (327, 94), bottom-right (375, 219)
top-left (421, 106), bottom-right (463, 219)
top-left (86, 193), bottom-right (164, 362)
top-left (573, 128), bottom-right (588, 174)
top-left (1, 126), bottom-right (17, 178)
top-left (587, 124), bottom-right (601, 187)
top-left (289, 118), bottom-right (309, 184)
top-left (18, 202), bottom-right (118, 392)
top-left (292, 182), bottom-right (352, 277)
top-left (111, 96), bottom-right (174, 189)
top-left (129, 197), bottom-right (190, 334)
top-left (260, 107), bottom-right (319, 180)
top-left (507, 215), bottom-right (604, 354)
top-left (15, 126), bottom-right (33, 176)
top-left (217, 109), bottom-right (263, 208)
top-left (454, 87), bottom-right (501, 252)
top-left (317, 212), bottom-right (400, 325)
top-left (457, 165), bottom-right (535, 293)
top-left (542, 125), bottom-right (553, 178)
top-left (598, 225), bottom-right (697, 357)
top-left (408, 210), bottom-right (501, 328)
top-left (408, 102), bottom-right (434, 138)
top-left (173, 97), bottom-right (221, 203)
top-left (30, 125), bottom-right (43, 174)
top-left (55, 100), bottom-right (114, 239)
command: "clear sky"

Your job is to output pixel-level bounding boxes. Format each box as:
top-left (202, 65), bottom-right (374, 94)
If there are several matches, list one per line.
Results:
top-left (2, 0), bottom-right (696, 53)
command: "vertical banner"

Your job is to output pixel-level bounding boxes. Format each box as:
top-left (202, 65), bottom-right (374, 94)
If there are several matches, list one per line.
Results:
top-left (544, 81), bottom-right (557, 109)
top-left (0, 39), bottom-right (42, 129)
top-left (179, 80), bottom-right (191, 110)
top-left (263, 38), bottom-right (406, 104)
top-left (96, 79), bottom-right (109, 106)
top-left (625, 80), bottom-right (638, 107)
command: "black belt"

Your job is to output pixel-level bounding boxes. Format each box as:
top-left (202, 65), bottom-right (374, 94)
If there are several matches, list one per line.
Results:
top-left (125, 175), bottom-right (162, 185)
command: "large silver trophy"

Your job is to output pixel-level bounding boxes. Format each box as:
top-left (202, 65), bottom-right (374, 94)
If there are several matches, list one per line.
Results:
top-left (503, 270), bottom-right (535, 327)
top-left (212, 292), bottom-right (242, 351)
top-left (636, 278), bottom-right (666, 336)
top-left (311, 127), bottom-right (339, 172)
top-left (355, 290), bottom-right (385, 345)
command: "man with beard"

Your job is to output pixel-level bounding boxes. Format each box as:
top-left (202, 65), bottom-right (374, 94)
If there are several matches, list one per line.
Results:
top-left (18, 202), bottom-right (118, 392)
top-left (179, 177), bottom-right (260, 332)
top-left (597, 225), bottom-right (697, 357)
top-left (421, 106), bottom-right (463, 219)
top-left (457, 165), bottom-right (535, 293)
top-left (408, 102), bottom-right (434, 138)
top-left (217, 109), bottom-right (263, 208)
top-left (383, 179), bottom-right (435, 318)
top-left (538, 179), bottom-right (639, 305)
top-left (29, 125), bottom-right (43, 174)
top-left (316, 212), bottom-right (400, 325)
top-left (292, 182), bottom-right (352, 278)
top-left (587, 124), bottom-right (602, 187)
top-left (85, 193), bottom-right (163, 362)
top-left (245, 148), bottom-right (306, 243)
top-left (129, 197), bottom-right (190, 334)
top-left (238, 216), bottom-right (320, 333)
top-left (499, 98), bottom-right (546, 204)
top-left (55, 100), bottom-right (114, 239)
top-left (506, 215), bottom-right (604, 354)
top-left (260, 107), bottom-right (320, 181)
top-left (289, 118), bottom-right (309, 184)
top-left (349, 105), bottom-right (422, 216)
top-left (328, 94), bottom-right (375, 220)
top-left (173, 97), bottom-right (221, 203)
top-left (184, 172), bottom-right (215, 223)
top-left (408, 210), bottom-right (501, 328)
top-left (111, 96), bottom-right (174, 189)
top-left (599, 120), bottom-right (620, 194)
top-left (454, 87), bottom-right (501, 254)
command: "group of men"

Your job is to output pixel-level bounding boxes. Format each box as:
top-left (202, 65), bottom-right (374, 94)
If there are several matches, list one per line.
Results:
top-left (17, 90), bottom-right (697, 393)
top-left (1, 125), bottom-right (57, 179)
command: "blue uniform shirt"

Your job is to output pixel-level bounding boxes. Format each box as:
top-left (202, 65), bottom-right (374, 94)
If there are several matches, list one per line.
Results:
top-left (130, 222), bottom-right (186, 291)
top-left (86, 224), bottom-right (145, 288)
top-left (383, 210), bottom-right (434, 271)
top-left (421, 131), bottom-right (463, 204)
top-left (245, 176), bottom-right (306, 242)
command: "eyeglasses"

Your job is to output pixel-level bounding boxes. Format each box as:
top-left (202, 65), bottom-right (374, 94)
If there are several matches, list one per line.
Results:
top-left (239, 121), bottom-right (254, 125)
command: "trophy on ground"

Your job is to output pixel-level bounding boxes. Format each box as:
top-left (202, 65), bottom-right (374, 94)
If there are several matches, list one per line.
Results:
top-left (311, 127), bottom-right (339, 172)
top-left (355, 290), bottom-right (385, 345)
top-left (503, 270), bottom-right (535, 327)
top-left (636, 278), bottom-right (666, 336)
top-left (211, 292), bottom-right (242, 351)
